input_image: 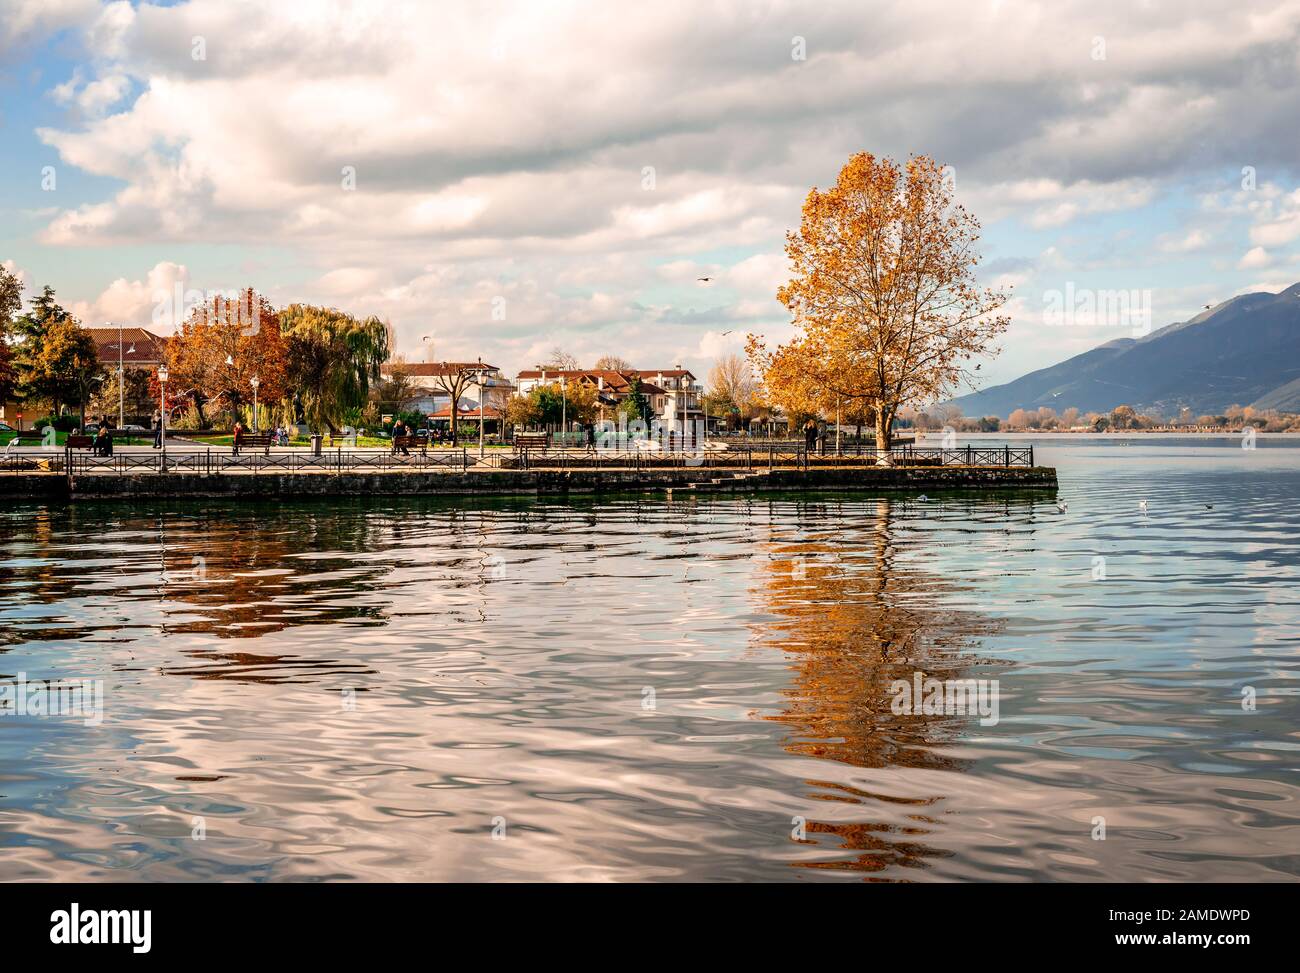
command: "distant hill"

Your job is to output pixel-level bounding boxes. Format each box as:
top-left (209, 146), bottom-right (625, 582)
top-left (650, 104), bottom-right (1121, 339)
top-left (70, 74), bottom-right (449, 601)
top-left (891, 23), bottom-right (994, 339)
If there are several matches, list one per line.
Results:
top-left (949, 284), bottom-right (1300, 418)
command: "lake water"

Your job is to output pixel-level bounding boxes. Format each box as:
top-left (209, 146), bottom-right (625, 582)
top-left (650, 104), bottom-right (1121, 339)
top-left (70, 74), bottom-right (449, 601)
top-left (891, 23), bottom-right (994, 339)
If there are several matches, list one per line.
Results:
top-left (0, 435), bottom-right (1297, 881)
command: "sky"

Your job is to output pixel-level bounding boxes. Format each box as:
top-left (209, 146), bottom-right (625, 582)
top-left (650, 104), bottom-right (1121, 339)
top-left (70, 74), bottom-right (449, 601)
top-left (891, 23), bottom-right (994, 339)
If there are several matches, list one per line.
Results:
top-left (3, 0), bottom-right (1300, 392)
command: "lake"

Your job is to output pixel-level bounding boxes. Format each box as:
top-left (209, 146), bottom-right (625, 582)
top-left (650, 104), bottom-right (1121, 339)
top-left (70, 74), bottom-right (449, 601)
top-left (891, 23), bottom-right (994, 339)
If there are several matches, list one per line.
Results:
top-left (1, 435), bottom-right (1297, 881)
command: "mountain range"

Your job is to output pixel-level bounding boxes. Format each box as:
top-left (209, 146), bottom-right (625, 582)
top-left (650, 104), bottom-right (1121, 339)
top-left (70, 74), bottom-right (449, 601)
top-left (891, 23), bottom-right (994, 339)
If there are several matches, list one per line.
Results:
top-left (949, 283), bottom-right (1300, 418)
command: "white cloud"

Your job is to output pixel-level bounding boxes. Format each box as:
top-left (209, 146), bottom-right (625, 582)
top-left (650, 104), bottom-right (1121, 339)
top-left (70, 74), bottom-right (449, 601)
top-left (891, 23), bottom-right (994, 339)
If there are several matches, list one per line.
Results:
top-left (16, 0), bottom-right (1300, 379)
top-left (1238, 246), bottom-right (1272, 269)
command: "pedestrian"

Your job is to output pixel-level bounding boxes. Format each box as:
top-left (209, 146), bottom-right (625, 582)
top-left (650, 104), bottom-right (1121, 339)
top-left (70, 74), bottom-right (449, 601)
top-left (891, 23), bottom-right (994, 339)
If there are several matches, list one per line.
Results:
top-left (586, 423), bottom-right (596, 452)
top-left (232, 420), bottom-right (244, 456)
top-left (803, 418), bottom-right (817, 452)
top-left (93, 424), bottom-right (113, 457)
top-left (152, 410), bottom-right (163, 448)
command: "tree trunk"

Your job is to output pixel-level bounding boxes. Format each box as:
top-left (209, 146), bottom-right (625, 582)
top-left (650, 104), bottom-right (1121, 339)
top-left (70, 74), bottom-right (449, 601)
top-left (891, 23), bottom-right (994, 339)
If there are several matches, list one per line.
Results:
top-left (874, 401), bottom-right (894, 464)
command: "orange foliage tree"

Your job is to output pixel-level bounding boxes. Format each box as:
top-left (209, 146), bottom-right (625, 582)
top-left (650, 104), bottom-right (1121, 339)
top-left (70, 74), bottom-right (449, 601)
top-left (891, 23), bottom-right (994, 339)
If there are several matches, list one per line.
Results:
top-left (750, 153), bottom-right (1010, 454)
top-left (165, 290), bottom-right (287, 425)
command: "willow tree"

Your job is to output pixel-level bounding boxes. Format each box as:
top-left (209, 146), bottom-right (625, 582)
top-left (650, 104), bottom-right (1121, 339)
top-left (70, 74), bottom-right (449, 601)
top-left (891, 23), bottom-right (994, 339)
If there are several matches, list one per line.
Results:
top-left (752, 153), bottom-right (1009, 455)
top-left (281, 304), bottom-right (389, 433)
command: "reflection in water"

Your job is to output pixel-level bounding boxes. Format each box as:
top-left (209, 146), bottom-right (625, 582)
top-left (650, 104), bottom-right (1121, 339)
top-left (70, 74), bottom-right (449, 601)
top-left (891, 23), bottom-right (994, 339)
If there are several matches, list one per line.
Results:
top-left (0, 444), bottom-right (1298, 882)
top-left (752, 497), bottom-right (1004, 875)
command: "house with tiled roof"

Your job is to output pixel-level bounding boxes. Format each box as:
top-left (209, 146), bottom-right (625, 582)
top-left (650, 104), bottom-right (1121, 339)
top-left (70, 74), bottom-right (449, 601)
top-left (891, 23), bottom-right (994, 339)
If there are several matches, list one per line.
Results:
top-left (514, 367), bottom-right (702, 425)
top-left (83, 327), bottom-right (170, 370)
top-left (380, 360), bottom-right (514, 417)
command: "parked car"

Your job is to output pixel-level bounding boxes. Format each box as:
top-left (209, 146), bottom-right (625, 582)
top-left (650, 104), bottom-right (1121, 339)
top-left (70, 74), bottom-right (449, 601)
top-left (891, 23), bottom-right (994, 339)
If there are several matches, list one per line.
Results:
top-left (0, 421), bottom-right (14, 432)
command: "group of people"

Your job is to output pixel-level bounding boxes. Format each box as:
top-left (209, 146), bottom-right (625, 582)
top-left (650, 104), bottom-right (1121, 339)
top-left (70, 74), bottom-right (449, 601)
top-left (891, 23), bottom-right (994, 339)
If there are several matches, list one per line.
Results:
top-left (83, 412), bottom-right (165, 455)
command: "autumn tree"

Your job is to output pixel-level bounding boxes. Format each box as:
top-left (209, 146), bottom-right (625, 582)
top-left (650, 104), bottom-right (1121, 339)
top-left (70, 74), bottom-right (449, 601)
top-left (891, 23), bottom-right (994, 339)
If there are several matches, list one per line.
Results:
top-left (703, 353), bottom-right (761, 425)
top-left (165, 290), bottom-right (287, 426)
top-left (89, 367), bottom-right (154, 422)
top-left (25, 317), bottom-right (102, 425)
top-left (594, 354), bottom-right (631, 370)
top-left (751, 153), bottom-right (1010, 455)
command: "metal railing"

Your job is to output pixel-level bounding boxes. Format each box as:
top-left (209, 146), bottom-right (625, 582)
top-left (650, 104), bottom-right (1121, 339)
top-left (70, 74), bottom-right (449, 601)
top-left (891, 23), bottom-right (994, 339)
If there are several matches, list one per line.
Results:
top-left (0, 441), bottom-right (1035, 478)
top-left (62, 447), bottom-right (472, 475)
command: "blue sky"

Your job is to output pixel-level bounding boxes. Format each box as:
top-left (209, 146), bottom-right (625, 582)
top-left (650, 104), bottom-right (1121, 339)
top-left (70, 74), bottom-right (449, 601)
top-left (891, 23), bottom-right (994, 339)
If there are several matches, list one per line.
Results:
top-left (3, 0), bottom-right (1300, 393)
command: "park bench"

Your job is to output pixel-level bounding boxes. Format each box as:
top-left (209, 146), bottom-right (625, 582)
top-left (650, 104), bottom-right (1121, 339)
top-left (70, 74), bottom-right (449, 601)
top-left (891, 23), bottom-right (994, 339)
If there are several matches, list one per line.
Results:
top-left (513, 432), bottom-right (549, 453)
top-left (66, 435), bottom-right (94, 450)
top-left (390, 434), bottom-right (427, 456)
top-left (234, 433), bottom-right (273, 455)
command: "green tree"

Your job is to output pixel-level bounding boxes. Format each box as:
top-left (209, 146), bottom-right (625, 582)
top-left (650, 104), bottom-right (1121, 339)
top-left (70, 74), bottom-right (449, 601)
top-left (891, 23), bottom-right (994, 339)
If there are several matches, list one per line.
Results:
top-left (621, 376), bottom-right (651, 425)
top-left (281, 304), bottom-right (389, 433)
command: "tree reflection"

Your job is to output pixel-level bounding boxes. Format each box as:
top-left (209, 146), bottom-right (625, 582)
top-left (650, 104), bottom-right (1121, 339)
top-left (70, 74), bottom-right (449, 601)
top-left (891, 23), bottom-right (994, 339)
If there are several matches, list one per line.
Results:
top-left (750, 496), bottom-right (1004, 875)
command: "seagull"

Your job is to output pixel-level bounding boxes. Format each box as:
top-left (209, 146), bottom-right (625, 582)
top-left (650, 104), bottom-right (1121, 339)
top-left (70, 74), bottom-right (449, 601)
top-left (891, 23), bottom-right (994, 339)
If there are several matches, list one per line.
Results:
top-left (1203, 304), bottom-right (1213, 310)
top-left (917, 494), bottom-right (928, 502)
top-left (1139, 499), bottom-right (1148, 513)
top-left (974, 363), bottom-right (981, 370)
top-left (697, 277), bottom-right (712, 282)
top-left (1056, 500), bottom-right (1068, 513)
top-left (721, 330), bottom-right (733, 336)
top-left (1205, 503), bottom-right (1214, 510)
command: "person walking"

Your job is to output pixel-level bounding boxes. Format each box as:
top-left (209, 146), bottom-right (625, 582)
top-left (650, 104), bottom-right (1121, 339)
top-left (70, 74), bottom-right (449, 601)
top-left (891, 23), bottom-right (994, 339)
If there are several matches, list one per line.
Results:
top-left (803, 418), bottom-right (817, 452)
top-left (152, 410), bottom-right (163, 448)
top-left (232, 420), bottom-right (244, 456)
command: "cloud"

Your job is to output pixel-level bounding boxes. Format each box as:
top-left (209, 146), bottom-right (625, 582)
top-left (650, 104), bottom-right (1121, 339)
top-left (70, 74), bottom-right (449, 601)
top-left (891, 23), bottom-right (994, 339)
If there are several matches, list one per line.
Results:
top-left (1238, 246), bottom-right (1272, 269)
top-left (17, 0), bottom-right (1300, 378)
top-left (67, 261), bottom-right (190, 329)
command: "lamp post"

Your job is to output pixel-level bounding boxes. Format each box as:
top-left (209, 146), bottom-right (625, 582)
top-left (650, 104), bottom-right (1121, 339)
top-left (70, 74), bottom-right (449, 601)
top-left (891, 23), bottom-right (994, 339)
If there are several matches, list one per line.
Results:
top-left (250, 375), bottom-right (260, 433)
top-left (560, 376), bottom-right (567, 443)
top-left (475, 359), bottom-right (486, 460)
top-left (157, 364), bottom-right (169, 469)
top-left (111, 320), bottom-right (125, 429)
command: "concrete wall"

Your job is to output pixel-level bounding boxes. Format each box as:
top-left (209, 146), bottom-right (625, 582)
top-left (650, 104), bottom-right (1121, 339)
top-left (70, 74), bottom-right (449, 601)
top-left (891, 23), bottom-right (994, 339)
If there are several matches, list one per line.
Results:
top-left (0, 464), bottom-right (1056, 502)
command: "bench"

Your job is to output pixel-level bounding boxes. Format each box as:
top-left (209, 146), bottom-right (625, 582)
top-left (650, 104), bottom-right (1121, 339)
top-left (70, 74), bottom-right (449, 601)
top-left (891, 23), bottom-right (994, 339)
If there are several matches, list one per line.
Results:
top-left (391, 434), bottom-right (427, 456)
top-left (9, 431), bottom-right (49, 447)
top-left (66, 435), bottom-right (95, 450)
top-left (233, 433), bottom-right (273, 455)
top-left (513, 432), bottom-right (549, 452)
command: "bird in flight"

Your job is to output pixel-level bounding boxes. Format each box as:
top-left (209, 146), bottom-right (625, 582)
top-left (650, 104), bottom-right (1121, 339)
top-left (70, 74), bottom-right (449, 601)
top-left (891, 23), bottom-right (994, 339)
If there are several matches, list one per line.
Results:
top-left (1203, 304), bottom-right (1213, 310)
top-left (697, 277), bottom-right (712, 282)
top-left (720, 330), bottom-right (733, 336)
top-left (975, 363), bottom-right (981, 370)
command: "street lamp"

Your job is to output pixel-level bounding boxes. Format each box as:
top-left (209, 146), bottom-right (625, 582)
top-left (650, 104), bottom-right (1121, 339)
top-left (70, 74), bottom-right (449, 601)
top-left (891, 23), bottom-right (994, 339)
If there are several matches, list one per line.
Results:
top-left (250, 375), bottom-right (260, 433)
top-left (475, 359), bottom-right (485, 460)
top-left (110, 320), bottom-right (125, 429)
top-left (560, 376), bottom-right (567, 443)
top-left (157, 364), bottom-right (169, 467)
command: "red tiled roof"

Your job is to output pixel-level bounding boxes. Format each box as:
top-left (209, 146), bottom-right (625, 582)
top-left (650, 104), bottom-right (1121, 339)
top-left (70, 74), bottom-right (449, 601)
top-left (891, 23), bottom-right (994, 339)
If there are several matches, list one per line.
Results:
top-left (384, 361), bottom-right (498, 377)
top-left (428, 405), bottom-right (502, 419)
top-left (517, 368), bottom-right (695, 379)
top-left (85, 327), bottom-right (169, 365)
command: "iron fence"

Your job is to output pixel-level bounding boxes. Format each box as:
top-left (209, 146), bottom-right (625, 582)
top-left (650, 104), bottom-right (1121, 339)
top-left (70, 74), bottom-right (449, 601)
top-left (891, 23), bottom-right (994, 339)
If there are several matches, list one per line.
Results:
top-left (0, 442), bottom-right (1035, 478)
top-left (61, 447), bottom-right (471, 475)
